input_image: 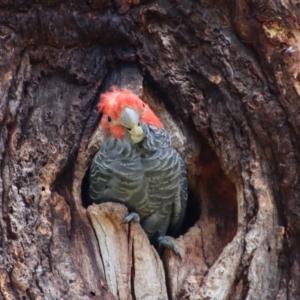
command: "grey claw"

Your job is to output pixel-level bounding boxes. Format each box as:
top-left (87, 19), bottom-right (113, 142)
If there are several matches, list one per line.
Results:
top-left (121, 212), bottom-right (140, 225)
top-left (158, 236), bottom-right (181, 257)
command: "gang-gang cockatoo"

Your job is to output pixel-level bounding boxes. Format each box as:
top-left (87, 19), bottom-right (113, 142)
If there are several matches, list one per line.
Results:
top-left (89, 87), bottom-right (187, 255)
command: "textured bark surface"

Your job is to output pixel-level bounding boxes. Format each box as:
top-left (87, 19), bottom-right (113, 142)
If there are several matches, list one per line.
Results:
top-left (0, 0), bottom-right (299, 299)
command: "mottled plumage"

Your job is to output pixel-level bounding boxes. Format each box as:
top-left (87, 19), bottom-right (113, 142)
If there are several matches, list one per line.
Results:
top-left (89, 88), bottom-right (187, 254)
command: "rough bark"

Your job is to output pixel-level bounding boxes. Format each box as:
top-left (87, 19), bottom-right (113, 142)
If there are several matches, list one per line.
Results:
top-left (0, 0), bottom-right (299, 299)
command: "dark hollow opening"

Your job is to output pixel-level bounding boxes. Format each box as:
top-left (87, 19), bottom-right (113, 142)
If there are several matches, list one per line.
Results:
top-left (178, 188), bottom-right (200, 236)
top-left (196, 141), bottom-right (238, 265)
top-left (80, 69), bottom-right (237, 259)
top-left (81, 166), bottom-right (93, 209)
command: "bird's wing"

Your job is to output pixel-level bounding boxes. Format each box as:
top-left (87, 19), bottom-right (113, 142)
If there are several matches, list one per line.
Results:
top-left (88, 149), bottom-right (113, 201)
top-left (89, 146), bottom-right (147, 209)
top-left (142, 147), bottom-right (188, 234)
top-left (171, 154), bottom-right (188, 234)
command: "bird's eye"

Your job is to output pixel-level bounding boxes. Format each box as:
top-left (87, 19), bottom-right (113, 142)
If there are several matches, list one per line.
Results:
top-left (138, 123), bottom-right (140, 126)
top-left (107, 116), bottom-right (112, 122)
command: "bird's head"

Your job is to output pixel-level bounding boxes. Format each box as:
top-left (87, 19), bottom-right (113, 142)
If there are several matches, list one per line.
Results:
top-left (98, 87), bottom-right (162, 143)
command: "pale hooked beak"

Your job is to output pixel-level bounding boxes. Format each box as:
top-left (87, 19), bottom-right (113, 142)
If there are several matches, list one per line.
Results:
top-left (120, 107), bottom-right (144, 143)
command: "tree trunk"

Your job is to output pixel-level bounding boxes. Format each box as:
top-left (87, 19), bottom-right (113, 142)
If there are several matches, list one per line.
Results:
top-left (0, 0), bottom-right (299, 299)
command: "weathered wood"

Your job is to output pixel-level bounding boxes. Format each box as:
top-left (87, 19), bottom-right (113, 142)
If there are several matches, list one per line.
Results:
top-left (0, 0), bottom-right (299, 299)
top-left (87, 203), bottom-right (168, 300)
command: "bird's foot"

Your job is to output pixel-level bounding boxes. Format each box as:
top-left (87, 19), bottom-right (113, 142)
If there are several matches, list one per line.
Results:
top-left (157, 236), bottom-right (181, 257)
top-left (121, 212), bottom-right (140, 225)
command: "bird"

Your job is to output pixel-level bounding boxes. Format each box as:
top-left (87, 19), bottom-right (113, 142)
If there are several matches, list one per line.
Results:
top-left (89, 87), bottom-right (188, 255)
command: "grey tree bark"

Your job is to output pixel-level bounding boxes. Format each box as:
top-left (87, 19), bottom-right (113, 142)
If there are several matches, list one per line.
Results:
top-left (0, 0), bottom-right (299, 299)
